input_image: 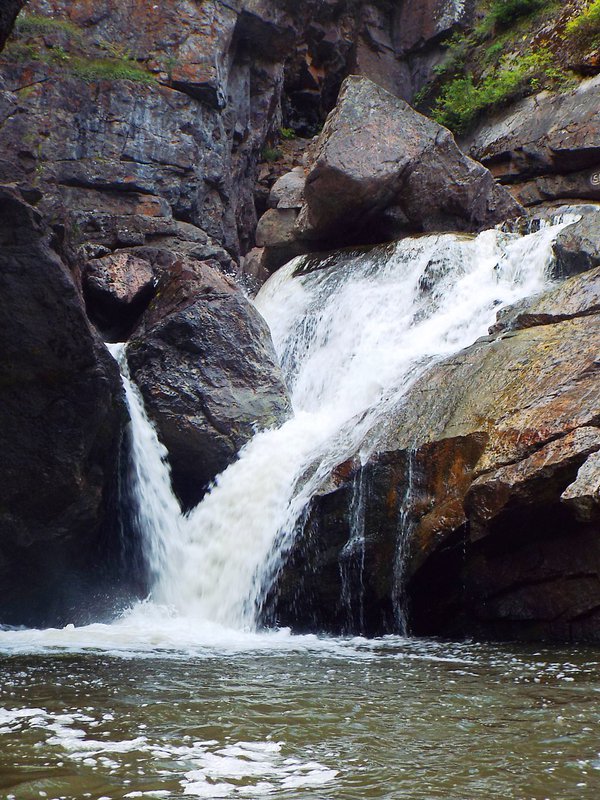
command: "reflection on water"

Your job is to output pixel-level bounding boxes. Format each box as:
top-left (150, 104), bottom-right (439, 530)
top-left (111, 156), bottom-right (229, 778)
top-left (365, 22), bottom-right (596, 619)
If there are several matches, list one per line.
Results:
top-left (1, 634), bottom-right (599, 800)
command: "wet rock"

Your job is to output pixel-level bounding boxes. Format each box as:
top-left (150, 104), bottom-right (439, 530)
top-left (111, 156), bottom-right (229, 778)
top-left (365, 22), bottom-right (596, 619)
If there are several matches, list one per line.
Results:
top-left (0, 187), bottom-right (128, 627)
top-left (466, 427), bottom-right (600, 541)
top-left (490, 264), bottom-right (600, 334)
top-left (552, 214), bottom-right (600, 278)
top-left (295, 76), bottom-right (523, 248)
top-left (562, 451), bottom-right (600, 522)
top-left (127, 258), bottom-right (291, 508)
top-left (272, 296), bottom-right (600, 640)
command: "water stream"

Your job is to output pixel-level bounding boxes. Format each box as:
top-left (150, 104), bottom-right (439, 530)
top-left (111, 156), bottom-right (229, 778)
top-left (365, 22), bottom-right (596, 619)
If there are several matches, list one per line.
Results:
top-left (2, 217), bottom-right (598, 800)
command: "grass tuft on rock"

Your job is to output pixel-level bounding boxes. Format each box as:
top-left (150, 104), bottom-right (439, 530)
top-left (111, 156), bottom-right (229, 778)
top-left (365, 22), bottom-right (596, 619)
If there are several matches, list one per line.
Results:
top-left (71, 57), bottom-right (156, 84)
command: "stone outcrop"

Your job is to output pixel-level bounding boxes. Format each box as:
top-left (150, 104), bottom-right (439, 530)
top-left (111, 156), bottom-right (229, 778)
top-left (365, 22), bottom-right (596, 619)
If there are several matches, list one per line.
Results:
top-left (269, 217), bottom-right (600, 641)
top-left (0, 0), bottom-right (25, 51)
top-left (0, 186), bottom-right (130, 627)
top-left (463, 76), bottom-right (600, 208)
top-left (127, 258), bottom-right (291, 508)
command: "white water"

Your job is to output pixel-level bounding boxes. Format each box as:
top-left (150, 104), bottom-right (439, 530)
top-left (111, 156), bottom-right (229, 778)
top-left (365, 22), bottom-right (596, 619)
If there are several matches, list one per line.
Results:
top-left (0, 219), bottom-right (579, 653)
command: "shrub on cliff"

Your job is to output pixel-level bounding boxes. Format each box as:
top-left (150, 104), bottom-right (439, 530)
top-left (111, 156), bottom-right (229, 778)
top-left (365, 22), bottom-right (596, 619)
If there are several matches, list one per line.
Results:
top-left (433, 48), bottom-right (569, 133)
top-left (485, 0), bottom-right (546, 30)
top-left (565, 0), bottom-right (600, 47)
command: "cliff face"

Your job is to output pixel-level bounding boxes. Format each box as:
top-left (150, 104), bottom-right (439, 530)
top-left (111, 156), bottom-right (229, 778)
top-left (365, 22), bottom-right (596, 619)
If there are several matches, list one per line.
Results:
top-left (0, 0), bottom-right (408, 270)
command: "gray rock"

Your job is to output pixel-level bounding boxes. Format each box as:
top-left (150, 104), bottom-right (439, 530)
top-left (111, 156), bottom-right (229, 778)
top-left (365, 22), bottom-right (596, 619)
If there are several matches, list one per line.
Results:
top-left (562, 451), bottom-right (600, 522)
top-left (552, 214), bottom-right (600, 278)
top-left (268, 167), bottom-right (305, 209)
top-left (463, 76), bottom-right (600, 208)
top-left (127, 258), bottom-right (291, 508)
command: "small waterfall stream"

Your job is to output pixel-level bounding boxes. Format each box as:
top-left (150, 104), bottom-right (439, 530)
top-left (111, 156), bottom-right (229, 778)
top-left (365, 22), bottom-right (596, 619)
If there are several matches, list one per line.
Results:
top-left (107, 219), bottom-right (574, 635)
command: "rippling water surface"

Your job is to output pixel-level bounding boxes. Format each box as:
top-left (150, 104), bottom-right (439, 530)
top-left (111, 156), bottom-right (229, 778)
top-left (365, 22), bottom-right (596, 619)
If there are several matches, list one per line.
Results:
top-left (1, 632), bottom-right (599, 800)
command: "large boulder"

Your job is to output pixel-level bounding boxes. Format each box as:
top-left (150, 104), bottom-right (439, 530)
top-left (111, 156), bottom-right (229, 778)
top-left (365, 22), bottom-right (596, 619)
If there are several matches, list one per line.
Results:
top-left (295, 76), bottom-right (523, 248)
top-left (269, 245), bottom-right (600, 641)
top-left (127, 257), bottom-right (291, 508)
top-left (0, 187), bottom-right (129, 627)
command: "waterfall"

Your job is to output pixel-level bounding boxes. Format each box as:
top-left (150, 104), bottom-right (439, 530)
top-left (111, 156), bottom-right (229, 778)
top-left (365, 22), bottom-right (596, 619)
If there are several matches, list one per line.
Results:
top-left (112, 220), bottom-right (574, 632)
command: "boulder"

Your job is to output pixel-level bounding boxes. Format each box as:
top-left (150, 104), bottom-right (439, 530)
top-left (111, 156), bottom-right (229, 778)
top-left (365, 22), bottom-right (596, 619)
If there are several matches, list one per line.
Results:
top-left (552, 214), bottom-right (600, 278)
top-left (268, 167), bottom-right (305, 209)
top-left (0, 187), bottom-right (129, 627)
top-left (296, 76), bottom-right (523, 247)
top-left (127, 258), bottom-right (291, 508)
top-left (255, 207), bottom-right (306, 271)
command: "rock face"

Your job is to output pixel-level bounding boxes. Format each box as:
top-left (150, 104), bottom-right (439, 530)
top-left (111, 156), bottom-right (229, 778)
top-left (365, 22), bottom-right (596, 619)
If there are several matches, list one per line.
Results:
top-left (296, 76), bottom-right (522, 247)
top-left (0, 0), bottom-right (25, 51)
top-left (127, 258), bottom-right (291, 508)
top-left (0, 187), bottom-right (129, 627)
top-left (0, 0), bottom-right (427, 281)
top-left (463, 76), bottom-right (600, 208)
top-left (269, 220), bottom-right (600, 641)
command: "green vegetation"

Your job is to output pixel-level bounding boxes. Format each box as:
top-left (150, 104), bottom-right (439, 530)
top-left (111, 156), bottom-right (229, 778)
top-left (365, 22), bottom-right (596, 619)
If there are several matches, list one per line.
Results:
top-left (279, 127), bottom-right (296, 140)
top-left (482, 0), bottom-right (546, 32)
top-left (70, 56), bottom-right (156, 83)
top-left (262, 146), bottom-right (283, 162)
top-left (4, 12), bottom-right (154, 84)
top-left (15, 13), bottom-right (83, 40)
top-left (565, 0), bottom-right (600, 47)
top-left (432, 49), bottom-right (569, 134)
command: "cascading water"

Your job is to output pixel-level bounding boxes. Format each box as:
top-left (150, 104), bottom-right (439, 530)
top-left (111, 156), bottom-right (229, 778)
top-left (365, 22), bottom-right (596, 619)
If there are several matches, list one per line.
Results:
top-left (105, 218), bottom-right (576, 636)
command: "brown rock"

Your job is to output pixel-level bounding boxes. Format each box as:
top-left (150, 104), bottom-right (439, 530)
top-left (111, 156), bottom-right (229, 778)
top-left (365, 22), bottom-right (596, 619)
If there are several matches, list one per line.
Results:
top-left (296, 76), bottom-right (523, 247)
top-left (467, 427), bottom-right (600, 541)
top-left (83, 252), bottom-right (156, 340)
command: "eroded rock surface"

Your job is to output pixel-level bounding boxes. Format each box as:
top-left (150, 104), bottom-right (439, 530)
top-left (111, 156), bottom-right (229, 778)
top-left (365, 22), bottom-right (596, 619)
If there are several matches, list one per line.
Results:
top-left (463, 76), bottom-right (600, 208)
